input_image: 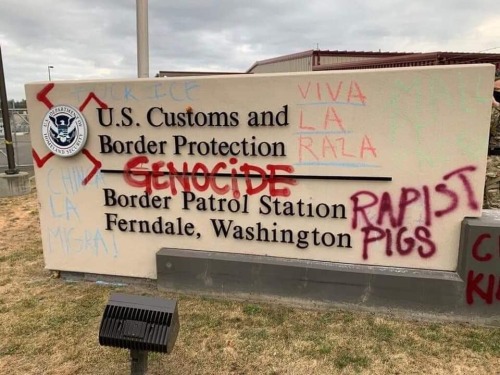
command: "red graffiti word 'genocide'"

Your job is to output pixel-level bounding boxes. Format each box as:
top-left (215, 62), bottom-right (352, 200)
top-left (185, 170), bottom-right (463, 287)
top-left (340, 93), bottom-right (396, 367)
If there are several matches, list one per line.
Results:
top-left (123, 156), bottom-right (297, 198)
top-left (350, 166), bottom-right (479, 260)
top-left (466, 233), bottom-right (500, 305)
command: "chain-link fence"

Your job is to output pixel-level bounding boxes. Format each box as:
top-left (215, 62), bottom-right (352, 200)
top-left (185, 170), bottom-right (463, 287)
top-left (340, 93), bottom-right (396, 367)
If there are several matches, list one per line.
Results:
top-left (0, 108), bottom-right (34, 168)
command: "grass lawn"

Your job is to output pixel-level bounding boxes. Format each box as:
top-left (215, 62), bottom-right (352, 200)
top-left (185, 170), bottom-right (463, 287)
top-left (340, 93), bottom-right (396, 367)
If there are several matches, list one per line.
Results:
top-left (0, 192), bottom-right (499, 374)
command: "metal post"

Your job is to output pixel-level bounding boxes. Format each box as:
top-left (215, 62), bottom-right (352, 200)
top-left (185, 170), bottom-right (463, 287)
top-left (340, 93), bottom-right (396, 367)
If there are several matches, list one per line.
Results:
top-left (136, 0), bottom-right (149, 78)
top-left (130, 350), bottom-right (148, 375)
top-left (48, 65), bottom-right (53, 81)
top-left (0, 46), bottom-right (18, 175)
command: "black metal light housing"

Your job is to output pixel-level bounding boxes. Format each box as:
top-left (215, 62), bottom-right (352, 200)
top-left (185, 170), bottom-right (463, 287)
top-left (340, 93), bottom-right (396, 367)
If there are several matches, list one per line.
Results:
top-left (99, 293), bottom-right (180, 374)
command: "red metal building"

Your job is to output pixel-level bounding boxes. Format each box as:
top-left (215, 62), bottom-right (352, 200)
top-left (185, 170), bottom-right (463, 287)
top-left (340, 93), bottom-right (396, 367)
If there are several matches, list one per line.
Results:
top-left (246, 50), bottom-right (412, 73)
top-left (313, 52), bottom-right (500, 71)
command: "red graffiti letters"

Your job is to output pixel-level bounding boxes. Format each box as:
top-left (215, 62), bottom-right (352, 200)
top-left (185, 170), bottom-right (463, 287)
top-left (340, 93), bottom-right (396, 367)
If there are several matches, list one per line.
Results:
top-left (472, 233), bottom-right (495, 262)
top-left (123, 156), bottom-right (297, 198)
top-left (350, 165), bottom-right (479, 260)
top-left (466, 232), bottom-right (500, 305)
top-left (466, 271), bottom-right (500, 305)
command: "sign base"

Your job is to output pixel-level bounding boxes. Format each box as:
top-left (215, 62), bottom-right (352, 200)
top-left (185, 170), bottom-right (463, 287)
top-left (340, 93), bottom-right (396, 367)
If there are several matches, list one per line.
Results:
top-left (156, 244), bottom-right (499, 326)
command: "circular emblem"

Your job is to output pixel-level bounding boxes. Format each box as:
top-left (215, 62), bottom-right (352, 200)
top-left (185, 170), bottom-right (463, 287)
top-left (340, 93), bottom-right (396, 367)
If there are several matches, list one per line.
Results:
top-left (41, 105), bottom-right (88, 157)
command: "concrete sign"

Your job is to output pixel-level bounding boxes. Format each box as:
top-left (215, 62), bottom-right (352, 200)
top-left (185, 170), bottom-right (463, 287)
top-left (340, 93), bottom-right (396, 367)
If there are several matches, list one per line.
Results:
top-left (25, 65), bottom-right (494, 278)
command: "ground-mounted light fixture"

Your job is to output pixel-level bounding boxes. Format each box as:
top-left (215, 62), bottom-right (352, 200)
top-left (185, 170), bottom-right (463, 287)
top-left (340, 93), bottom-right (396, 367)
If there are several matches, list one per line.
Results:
top-left (99, 293), bottom-right (179, 374)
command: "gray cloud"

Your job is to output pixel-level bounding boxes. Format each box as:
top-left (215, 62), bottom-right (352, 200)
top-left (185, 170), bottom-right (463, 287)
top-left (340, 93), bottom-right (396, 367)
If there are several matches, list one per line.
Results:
top-left (0, 0), bottom-right (498, 100)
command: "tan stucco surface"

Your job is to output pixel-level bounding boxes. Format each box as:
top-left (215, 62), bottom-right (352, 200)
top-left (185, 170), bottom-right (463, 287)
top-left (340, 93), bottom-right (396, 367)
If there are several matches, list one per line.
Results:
top-left (25, 65), bottom-right (494, 278)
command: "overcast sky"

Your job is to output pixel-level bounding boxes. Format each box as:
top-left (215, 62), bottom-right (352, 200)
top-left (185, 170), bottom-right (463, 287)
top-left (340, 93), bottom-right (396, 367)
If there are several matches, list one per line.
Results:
top-left (0, 0), bottom-right (498, 100)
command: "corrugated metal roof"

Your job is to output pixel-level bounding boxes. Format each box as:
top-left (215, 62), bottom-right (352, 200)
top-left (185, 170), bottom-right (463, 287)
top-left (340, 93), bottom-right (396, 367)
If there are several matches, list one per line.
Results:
top-left (156, 71), bottom-right (244, 77)
top-left (314, 52), bottom-right (500, 71)
top-left (246, 49), bottom-right (413, 73)
top-left (246, 50), bottom-right (316, 73)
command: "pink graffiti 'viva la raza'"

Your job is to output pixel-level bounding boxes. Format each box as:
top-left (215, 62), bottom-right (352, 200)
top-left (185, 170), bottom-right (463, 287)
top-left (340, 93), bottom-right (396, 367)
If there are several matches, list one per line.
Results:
top-left (350, 166), bottom-right (479, 260)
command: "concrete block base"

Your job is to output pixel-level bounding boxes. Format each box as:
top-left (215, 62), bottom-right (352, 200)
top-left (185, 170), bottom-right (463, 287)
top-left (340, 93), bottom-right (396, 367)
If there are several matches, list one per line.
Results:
top-left (0, 171), bottom-right (30, 197)
top-left (157, 248), bottom-right (499, 326)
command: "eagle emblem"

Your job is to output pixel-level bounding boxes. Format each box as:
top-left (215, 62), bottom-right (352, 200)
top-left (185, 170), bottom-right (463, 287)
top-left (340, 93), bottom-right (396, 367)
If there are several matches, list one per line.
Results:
top-left (49, 114), bottom-right (77, 145)
top-left (41, 105), bottom-right (88, 157)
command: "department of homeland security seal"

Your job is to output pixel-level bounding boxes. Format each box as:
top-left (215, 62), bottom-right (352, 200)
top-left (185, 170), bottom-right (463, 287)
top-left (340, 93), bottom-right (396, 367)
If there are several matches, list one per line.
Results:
top-left (41, 105), bottom-right (88, 157)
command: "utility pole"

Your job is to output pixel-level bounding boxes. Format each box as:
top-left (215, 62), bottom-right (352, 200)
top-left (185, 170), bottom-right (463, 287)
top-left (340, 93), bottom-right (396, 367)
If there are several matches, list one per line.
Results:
top-left (136, 0), bottom-right (149, 78)
top-left (0, 46), bottom-right (18, 174)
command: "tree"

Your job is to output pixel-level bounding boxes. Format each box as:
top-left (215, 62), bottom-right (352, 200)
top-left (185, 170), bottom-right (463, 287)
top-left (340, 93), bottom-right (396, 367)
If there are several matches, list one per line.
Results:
top-left (7, 99), bottom-right (26, 109)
